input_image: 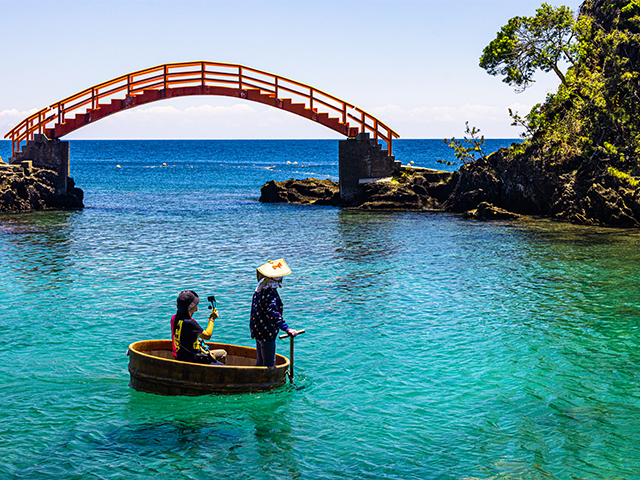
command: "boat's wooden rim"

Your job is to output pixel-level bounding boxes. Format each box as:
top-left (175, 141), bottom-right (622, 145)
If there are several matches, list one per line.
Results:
top-left (127, 339), bottom-right (290, 370)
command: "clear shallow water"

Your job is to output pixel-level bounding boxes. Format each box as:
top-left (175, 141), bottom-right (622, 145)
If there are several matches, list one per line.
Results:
top-left (1, 139), bottom-right (640, 479)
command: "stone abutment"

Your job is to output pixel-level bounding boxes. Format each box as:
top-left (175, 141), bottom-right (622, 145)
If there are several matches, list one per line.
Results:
top-left (339, 133), bottom-right (400, 204)
top-left (10, 134), bottom-right (70, 194)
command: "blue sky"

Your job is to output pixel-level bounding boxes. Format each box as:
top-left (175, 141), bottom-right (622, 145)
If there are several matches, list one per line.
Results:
top-left (1, 0), bottom-right (583, 140)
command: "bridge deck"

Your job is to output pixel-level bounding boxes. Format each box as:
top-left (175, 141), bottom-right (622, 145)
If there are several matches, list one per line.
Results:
top-left (5, 61), bottom-right (399, 157)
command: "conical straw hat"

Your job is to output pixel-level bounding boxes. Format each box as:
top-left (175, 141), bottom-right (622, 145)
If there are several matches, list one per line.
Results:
top-left (256, 258), bottom-right (291, 280)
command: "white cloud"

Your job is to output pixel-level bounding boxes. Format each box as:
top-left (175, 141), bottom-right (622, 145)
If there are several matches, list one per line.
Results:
top-left (506, 102), bottom-right (535, 115)
top-left (4, 100), bottom-right (536, 141)
top-left (369, 103), bottom-right (534, 138)
top-left (65, 100), bottom-right (343, 139)
top-left (0, 108), bottom-right (39, 134)
top-left (184, 104), bottom-right (255, 116)
top-left (372, 103), bottom-right (522, 124)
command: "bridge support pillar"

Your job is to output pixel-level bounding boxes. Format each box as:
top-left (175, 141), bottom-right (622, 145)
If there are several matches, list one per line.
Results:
top-left (10, 135), bottom-right (70, 194)
top-left (339, 133), bottom-right (400, 205)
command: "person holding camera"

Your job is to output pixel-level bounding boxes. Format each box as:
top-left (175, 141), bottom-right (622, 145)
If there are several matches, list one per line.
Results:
top-left (171, 290), bottom-right (226, 365)
top-left (250, 259), bottom-right (298, 367)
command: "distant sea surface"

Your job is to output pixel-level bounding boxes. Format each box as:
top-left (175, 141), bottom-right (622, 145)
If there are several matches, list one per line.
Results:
top-left (1, 139), bottom-right (639, 479)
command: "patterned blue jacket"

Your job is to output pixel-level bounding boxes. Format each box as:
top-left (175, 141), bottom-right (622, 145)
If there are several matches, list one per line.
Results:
top-left (250, 287), bottom-right (290, 342)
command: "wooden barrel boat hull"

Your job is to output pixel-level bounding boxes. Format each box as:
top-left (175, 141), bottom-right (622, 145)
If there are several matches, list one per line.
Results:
top-left (127, 339), bottom-right (290, 395)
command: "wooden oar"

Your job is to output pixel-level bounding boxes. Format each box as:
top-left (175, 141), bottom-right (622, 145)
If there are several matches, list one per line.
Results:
top-left (279, 329), bottom-right (306, 381)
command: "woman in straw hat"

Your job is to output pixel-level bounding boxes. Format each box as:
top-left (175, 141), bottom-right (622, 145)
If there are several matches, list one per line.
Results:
top-left (250, 258), bottom-right (298, 367)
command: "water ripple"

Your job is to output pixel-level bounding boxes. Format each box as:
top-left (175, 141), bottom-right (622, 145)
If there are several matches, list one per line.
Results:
top-left (1, 141), bottom-right (640, 479)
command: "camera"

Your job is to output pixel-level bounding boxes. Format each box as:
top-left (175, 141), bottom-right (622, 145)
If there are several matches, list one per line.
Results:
top-left (207, 295), bottom-right (217, 310)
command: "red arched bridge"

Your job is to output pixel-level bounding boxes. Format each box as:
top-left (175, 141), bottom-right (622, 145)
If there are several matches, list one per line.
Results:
top-left (5, 61), bottom-right (399, 157)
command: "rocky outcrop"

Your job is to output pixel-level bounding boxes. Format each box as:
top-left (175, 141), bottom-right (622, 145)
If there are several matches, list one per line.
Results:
top-left (444, 149), bottom-right (640, 227)
top-left (356, 168), bottom-right (452, 210)
top-left (442, 149), bottom-right (563, 216)
top-left (0, 163), bottom-right (84, 213)
top-left (260, 178), bottom-right (341, 206)
top-left (550, 169), bottom-right (640, 227)
top-left (259, 157), bottom-right (640, 227)
top-left (356, 180), bottom-right (435, 210)
top-left (260, 168), bottom-right (453, 211)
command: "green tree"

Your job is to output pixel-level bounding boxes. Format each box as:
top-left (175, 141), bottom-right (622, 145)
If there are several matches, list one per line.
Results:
top-left (479, 3), bottom-right (578, 91)
top-left (438, 122), bottom-right (486, 166)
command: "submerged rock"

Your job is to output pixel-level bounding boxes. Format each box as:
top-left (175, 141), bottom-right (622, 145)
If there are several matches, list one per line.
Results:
top-left (463, 202), bottom-right (521, 221)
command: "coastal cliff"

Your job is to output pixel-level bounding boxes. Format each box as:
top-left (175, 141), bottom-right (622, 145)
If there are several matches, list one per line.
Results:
top-left (446, 0), bottom-right (640, 226)
top-left (0, 159), bottom-right (83, 213)
top-left (443, 148), bottom-right (640, 226)
top-left (262, 0), bottom-right (640, 227)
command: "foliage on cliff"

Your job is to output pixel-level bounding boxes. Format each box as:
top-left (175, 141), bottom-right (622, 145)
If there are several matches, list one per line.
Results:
top-left (505, 0), bottom-right (640, 174)
top-left (479, 3), bottom-right (578, 91)
top-left (430, 0), bottom-right (640, 226)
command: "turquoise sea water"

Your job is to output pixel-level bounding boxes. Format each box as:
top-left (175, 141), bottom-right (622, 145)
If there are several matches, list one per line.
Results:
top-left (1, 139), bottom-right (640, 479)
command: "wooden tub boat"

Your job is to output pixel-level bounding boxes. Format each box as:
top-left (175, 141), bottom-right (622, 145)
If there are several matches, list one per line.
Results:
top-left (127, 339), bottom-right (290, 395)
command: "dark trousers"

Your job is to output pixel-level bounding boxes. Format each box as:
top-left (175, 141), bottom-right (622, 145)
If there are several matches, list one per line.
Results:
top-left (255, 340), bottom-right (276, 367)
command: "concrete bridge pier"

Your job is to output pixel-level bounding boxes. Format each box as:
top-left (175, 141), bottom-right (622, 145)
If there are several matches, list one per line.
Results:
top-left (10, 134), bottom-right (70, 194)
top-left (338, 132), bottom-right (401, 205)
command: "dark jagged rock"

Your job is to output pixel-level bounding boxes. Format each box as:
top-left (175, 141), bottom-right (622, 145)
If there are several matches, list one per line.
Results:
top-left (260, 178), bottom-right (340, 206)
top-left (259, 156), bottom-right (640, 227)
top-left (443, 149), bottom-right (563, 216)
top-left (439, 149), bottom-right (640, 226)
top-left (356, 168), bottom-right (452, 210)
top-left (259, 168), bottom-right (453, 211)
top-left (440, 147), bottom-right (640, 227)
top-left (357, 180), bottom-right (435, 210)
top-left (0, 164), bottom-right (83, 213)
top-left (550, 169), bottom-right (640, 226)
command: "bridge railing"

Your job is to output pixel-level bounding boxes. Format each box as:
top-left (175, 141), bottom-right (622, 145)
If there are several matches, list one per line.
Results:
top-left (5, 61), bottom-right (399, 157)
